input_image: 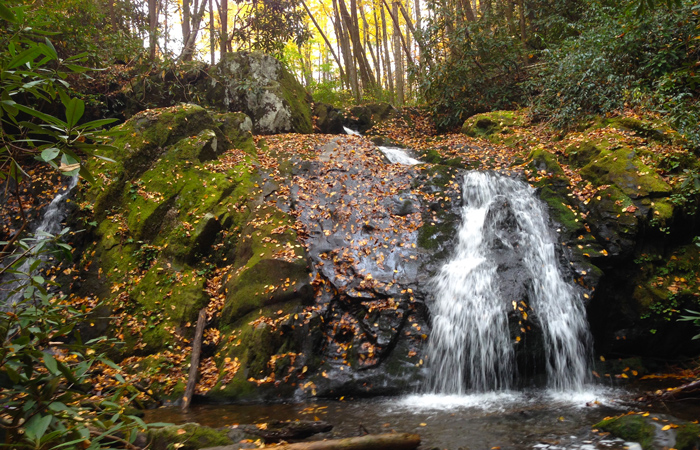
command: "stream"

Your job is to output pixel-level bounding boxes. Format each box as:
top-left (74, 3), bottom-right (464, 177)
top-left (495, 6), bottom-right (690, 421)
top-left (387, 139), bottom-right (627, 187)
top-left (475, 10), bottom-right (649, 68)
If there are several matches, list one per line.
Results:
top-left (143, 387), bottom-right (660, 449)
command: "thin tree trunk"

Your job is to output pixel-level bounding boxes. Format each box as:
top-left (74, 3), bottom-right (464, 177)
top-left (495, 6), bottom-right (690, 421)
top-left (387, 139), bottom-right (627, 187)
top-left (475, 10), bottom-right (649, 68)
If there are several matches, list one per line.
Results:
top-left (382, 0), bottom-right (414, 66)
top-left (501, 0), bottom-right (517, 35)
top-left (334, 0), bottom-right (359, 100)
top-left (148, 0), bottom-right (158, 59)
top-left (517, 0), bottom-right (527, 49)
top-left (359, 4), bottom-right (380, 85)
top-left (300, 0), bottom-right (347, 83)
top-left (339, 0), bottom-right (376, 91)
top-left (392, 1), bottom-right (404, 105)
top-left (219, 0), bottom-right (228, 59)
top-left (267, 434), bottom-right (421, 450)
top-left (380, 5), bottom-right (393, 98)
top-left (181, 0), bottom-right (209, 61)
top-left (373, 7), bottom-right (382, 89)
top-left (209, 0), bottom-right (215, 64)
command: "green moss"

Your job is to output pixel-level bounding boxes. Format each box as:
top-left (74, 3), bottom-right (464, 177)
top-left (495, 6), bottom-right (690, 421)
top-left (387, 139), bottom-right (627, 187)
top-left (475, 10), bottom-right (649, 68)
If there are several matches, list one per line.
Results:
top-left (537, 185), bottom-right (584, 234)
top-left (147, 423), bottom-right (233, 450)
top-left (461, 111), bottom-right (523, 139)
top-left (278, 65), bottom-right (313, 134)
top-left (213, 303), bottom-right (304, 401)
top-left (580, 148), bottom-right (672, 198)
top-left (528, 149), bottom-right (567, 178)
top-left (565, 141), bottom-right (601, 168)
top-left (221, 258), bottom-right (312, 325)
top-left (595, 415), bottom-right (655, 449)
top-left (675, 422), bottom-right (700, 450)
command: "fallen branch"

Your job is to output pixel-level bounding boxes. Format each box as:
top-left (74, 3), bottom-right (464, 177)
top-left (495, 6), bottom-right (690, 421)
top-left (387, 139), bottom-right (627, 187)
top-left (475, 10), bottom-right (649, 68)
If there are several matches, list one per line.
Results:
top-left (261, 433), bottom-right (421, 450)
top-left (659, 379), bottom-right (700, 401)
top-left (181, 307), bottom-right (207, 411)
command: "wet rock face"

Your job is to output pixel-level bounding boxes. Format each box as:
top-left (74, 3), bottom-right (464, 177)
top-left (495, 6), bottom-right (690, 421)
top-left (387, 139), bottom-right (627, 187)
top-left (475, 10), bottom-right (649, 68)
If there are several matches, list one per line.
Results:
top-left (288, 136), bottom-right (451, 397)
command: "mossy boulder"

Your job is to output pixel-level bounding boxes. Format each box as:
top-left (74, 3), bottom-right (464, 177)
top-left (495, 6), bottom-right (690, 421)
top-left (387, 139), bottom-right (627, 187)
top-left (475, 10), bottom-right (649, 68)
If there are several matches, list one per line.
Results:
top-left (206, 52), bottom-right (312, 134)
top-left (78, 104), bottom-right (260, 355)
top-left (147, 423), bottom-right (233, 450)
top-left (580, 148), bottom-right (672, 199)
top-left (461, 110), bottom-right (522, 138)
top-left (313, 102), bottom-right (345, 134)
top-left (595, 414), bottom-right (700, 450)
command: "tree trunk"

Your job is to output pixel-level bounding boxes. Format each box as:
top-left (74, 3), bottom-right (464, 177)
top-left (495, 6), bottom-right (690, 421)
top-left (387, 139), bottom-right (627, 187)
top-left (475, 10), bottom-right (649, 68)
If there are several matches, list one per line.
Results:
top-left (373, 7), bottom-right (382, 88)
top-left (359, 3), bottom-right (380, 85)
top-left (148, 0), bottom-right (158, 59)
top-left (219, 0), bottom-right (228, 59)
top-left (517, 0), bottom-right (527, 49)
top-left (209, 0), bottom-right (215, 64)
top-left (181, 308), bottom-right (207, 411)
top-left (380, 5), bottom-right (394, 98)
top-left (382, 0), bottom-right (414, 66)
top-left (264, 433), bottom-right (421, 450)
top-left (339, 0), bottom-right (377, 91)
top-left (333, 0), bottom-right (359, 99)
top-left (180, 0), bottom-right (209, 61)
top-left (392, 1), bottom-right (404, 105)
top-left (301, 0), bottom-right (347, 83)
top-left (501, 0), bottom-right (517, 35)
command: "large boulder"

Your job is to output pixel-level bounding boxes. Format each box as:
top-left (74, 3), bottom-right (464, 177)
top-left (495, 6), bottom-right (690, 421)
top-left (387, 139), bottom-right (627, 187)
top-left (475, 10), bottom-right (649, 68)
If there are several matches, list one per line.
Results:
top-left (206, 52), bottom-right (313, 134)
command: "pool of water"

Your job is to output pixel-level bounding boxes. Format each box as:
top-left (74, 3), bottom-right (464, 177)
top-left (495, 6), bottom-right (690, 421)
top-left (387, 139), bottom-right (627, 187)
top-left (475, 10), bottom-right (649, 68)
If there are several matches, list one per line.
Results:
top-left (144, 387), bottom-right (649, 450)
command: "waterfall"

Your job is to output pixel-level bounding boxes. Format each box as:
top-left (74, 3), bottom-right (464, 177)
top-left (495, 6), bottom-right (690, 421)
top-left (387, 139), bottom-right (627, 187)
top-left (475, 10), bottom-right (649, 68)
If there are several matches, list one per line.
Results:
top-left (1, 176), bottom-right (79, 309)
top-left (425, 171), bottom-right (591, 394)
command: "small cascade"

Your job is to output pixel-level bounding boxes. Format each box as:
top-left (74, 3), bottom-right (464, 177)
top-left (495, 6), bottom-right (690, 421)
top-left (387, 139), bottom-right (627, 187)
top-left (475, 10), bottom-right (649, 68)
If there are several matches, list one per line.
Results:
top-left (377, 146), bottom-right (422, 165)
top-left (1, 176), bottom-right (79, 308)
top-left (343, 126), bottom-right (362, 136)
top-left (425, 171), bottom-right (591, 394)
top-left (342, 127), bottom-right (421, 165)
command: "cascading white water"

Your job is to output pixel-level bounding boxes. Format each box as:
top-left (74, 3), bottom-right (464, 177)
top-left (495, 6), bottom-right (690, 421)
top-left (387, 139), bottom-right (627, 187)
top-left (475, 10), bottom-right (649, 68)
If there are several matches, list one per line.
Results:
top-left (343, 127), bottom-right (421, 165)
top-left (378, 146), bottom-right (421, 165)
top-left (1, 176), bottom-right (78, 308)
top-left (425, 171), bottom-right (591, 394)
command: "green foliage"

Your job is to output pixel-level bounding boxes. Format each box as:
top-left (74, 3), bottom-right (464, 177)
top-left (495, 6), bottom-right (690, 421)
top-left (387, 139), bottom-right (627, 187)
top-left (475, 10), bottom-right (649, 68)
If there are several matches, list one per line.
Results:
top-left (0, 231), bottom-right (164, 449)
top-left (420, 18), bottom-right (525, 130)
top-left (229, 0), bottom-right (311, 56)
top-left (529, 0), bottom-right (700, 146)
top-left (0, 1), bottom-right (119, 187)
top-left (679, 309), bottom-right (700, 340)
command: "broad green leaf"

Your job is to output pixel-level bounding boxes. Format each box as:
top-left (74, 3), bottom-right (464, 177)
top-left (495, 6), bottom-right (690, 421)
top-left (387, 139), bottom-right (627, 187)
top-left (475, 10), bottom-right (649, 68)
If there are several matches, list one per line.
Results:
top-left (64, 64), bottom-right (91, 73)
top-left (79, 165), bottom-right (95, 183)
top-left (40, 147), bottom-right (60, 162)
top-left (0, 3), bottom-right (17, 22)
top-left (7, 45), bottom-right (43, 69)
top-left (25, 414), bottom-right (52, 441)
top-left (42, 38), bottom-right (58, 60)
top-left (43, 354), bottom-right (59, 375)
top-left (65, 97), bottom-right (85, 128)
top-left (14, 103), bottom-right (66, 127)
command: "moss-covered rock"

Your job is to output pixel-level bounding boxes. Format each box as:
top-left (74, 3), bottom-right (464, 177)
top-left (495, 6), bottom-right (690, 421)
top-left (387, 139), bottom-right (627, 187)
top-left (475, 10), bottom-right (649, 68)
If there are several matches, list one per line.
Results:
top-left (147, 423), bottom-right (233, 450)
top-left (564, 140), bottom-right (601, 168)
top-left (206, 52), bottom-right (313, 134)
top-left (580, 148), bottom-right (672, 199)
top-left (595, 414), bottom-right (700, 450)
top-left (461, 110), bottom-right (523, 139)
top-left (595, 415), bottom-right (655, 449)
